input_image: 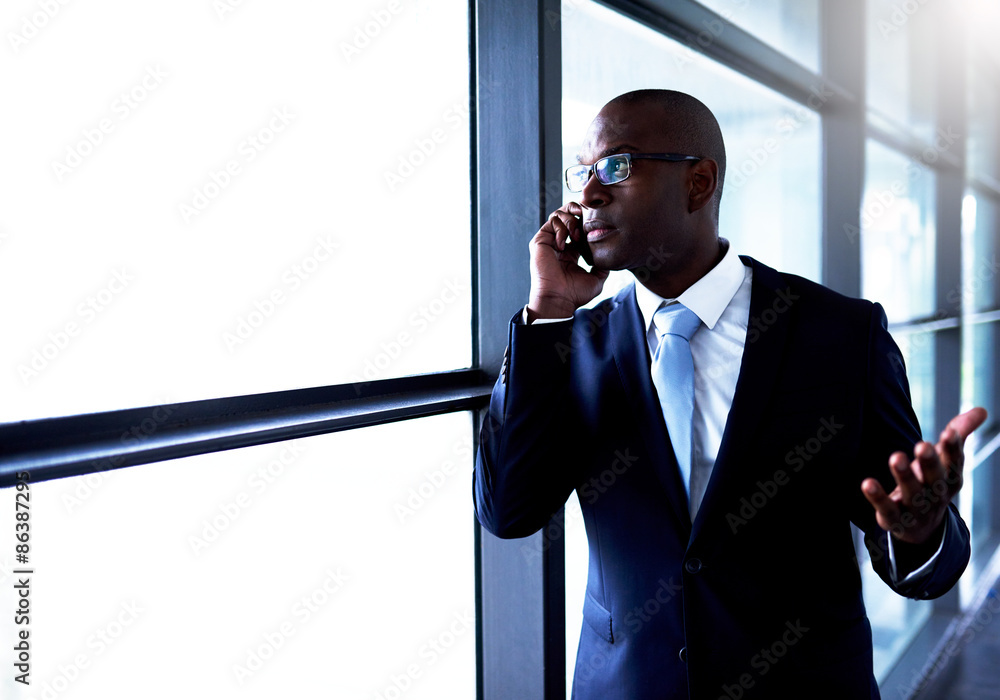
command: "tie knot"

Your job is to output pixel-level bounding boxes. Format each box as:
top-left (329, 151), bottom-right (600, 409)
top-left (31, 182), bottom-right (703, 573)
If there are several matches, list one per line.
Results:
top-left (654, 303), bottom-right (700, 341)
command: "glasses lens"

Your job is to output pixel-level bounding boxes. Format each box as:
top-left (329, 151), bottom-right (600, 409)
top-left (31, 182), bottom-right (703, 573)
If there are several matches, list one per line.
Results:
top-left (594, 155), bottom-right (629, 185)
top-left (565, 165), bottom-right (590, 192)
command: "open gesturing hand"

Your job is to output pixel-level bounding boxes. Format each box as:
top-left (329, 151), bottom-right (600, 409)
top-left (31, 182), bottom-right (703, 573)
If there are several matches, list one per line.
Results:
top-left (862, 407), bottom-right (988, 546)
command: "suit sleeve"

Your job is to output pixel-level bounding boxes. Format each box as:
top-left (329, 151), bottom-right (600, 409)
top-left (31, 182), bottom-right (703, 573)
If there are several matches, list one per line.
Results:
top-left (852, 302), bottom-right (970, 599)
top-left (473, 312), bottom-right (584, 539)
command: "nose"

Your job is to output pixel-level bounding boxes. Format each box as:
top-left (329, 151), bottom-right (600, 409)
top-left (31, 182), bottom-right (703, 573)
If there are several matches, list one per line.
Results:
top-left (579, 171), bottom-right (610, 209)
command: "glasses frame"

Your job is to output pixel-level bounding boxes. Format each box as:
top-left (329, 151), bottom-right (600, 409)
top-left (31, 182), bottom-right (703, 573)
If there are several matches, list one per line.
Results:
top-left (564, 152), bottom-right (702, 192)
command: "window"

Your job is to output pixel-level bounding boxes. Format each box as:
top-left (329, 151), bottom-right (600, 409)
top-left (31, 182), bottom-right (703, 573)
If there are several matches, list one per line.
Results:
top-left (860, 141), bottom-right (937, 325)
top-left (696, 0), bottom-right (820, 71)
top-left (865, 0), bottom-right (936, 140)
top-left (0, 413), bottom-right (475, 698)
top-left (0, 0), bottom-right (472, 422)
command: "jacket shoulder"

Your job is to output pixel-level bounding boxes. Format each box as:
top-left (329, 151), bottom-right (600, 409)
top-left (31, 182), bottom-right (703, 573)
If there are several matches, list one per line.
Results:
top-left (742, 255), bottom-right (877, 319)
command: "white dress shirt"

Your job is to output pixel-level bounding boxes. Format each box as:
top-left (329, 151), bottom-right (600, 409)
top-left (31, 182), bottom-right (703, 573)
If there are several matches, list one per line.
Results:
top-left (635, 240), bottom-right (750, 517)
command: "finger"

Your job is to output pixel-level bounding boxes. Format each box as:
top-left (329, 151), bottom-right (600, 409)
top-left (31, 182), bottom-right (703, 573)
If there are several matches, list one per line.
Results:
top-left (947, 406), bottom-right (988, 442)
top-left (916, 439), bottom-right (946, 486)
top-left (889, 449), bottom-right (924, 507)
top-left (553, 211), bottom-right (582, 246)
top-left (936, 407), bottom-right (986, 489)
top-left (564, 201), bottom-right (584, 218)
top-left (531, 225), bottom-right (559, 254)
top-left (566, 216), bottom-right (584, 245)
top-left (934, 427), bottom-right (966, 498)
top-left (547, 215), bottom-right (572, 252)
top-left (862, 477), bottom-right (901, 528)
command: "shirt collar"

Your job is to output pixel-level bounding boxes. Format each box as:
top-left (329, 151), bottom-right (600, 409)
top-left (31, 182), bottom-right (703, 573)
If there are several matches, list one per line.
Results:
top-left (634, 238), bottom-right (747, 335)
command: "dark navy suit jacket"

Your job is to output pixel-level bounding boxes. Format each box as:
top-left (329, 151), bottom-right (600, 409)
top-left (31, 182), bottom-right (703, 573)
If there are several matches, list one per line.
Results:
top-left (474, 257), bottom-right (970, 699)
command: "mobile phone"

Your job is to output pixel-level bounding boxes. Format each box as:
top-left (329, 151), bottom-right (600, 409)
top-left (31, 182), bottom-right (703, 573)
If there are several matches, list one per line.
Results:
top-left (569, 215), bottom-right (594, 267)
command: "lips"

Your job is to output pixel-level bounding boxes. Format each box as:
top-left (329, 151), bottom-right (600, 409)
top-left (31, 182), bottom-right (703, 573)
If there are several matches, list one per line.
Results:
top-left (584, 219), bottom-right (617, 242)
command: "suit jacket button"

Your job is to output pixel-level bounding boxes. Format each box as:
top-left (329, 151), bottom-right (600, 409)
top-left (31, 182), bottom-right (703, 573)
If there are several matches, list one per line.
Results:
top-left (685, 558), bottom-right (702, 574)
top-left (678, 646), bottom-right (687, 663)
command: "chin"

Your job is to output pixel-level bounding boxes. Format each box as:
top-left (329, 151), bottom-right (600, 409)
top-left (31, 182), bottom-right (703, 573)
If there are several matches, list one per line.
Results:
top-left (589, 247), bottom-right (627, 272)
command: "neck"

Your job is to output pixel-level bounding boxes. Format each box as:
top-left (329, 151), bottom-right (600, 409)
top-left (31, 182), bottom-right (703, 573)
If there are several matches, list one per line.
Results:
top-left (636, 237), bottom-right (725, 299)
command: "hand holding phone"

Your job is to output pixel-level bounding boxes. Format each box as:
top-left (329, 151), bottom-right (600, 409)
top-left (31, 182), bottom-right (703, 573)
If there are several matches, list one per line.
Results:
top-left (567, 213), bottom-right (594, 267)
top-left (526, 202), bottom-right (609, 320)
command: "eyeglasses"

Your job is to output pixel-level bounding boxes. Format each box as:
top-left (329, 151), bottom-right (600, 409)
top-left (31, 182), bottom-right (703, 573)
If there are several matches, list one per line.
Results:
top-left (564, 152), bottom-right (702, 192)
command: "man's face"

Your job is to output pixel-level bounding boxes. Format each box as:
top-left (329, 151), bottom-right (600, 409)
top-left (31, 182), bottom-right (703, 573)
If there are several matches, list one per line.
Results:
top-left (576, 101), bottom-right (704, 277)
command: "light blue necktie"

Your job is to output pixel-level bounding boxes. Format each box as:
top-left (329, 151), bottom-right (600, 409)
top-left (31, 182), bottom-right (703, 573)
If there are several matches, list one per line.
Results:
top-left (651, 303), bottom-right (701, 500)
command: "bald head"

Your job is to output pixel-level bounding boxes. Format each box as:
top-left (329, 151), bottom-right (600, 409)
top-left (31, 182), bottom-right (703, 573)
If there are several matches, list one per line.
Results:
top-left (605, 90), bottom-right (727, 214)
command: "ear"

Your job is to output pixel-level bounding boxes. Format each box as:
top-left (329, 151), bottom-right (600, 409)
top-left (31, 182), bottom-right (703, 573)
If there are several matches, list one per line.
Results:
top-left (687, 159), bottom-right (719, 214)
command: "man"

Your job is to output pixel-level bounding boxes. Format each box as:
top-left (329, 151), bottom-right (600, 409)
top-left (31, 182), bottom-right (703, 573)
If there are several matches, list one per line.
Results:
top-left (473, 89), bottom-right (987, 699)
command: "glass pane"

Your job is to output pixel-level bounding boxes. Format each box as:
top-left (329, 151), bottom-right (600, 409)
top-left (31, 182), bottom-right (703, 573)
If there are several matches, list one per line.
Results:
top-left (0, 1), bottom-right (472, 422)
top-left (866, 0), bottom-right (936, 141)
top-left (861, 140), bottom-right (936, 324)
top-left (962, 321), bottom-right (998, 430)
top-left (968, 58), bottom-right (1000, 183)
top-left (892, 328), bottom-right (936, 442)
top-left (971, 452), bottom-right (995, 554)
top-left (562, 0), bottom-right (822, 311)
top-left (961, 192), bottom-right (1000, 314)
top-left (0, 413), bottom-right (475, 699)
top-left (696, 0), bottom-right (820, 72)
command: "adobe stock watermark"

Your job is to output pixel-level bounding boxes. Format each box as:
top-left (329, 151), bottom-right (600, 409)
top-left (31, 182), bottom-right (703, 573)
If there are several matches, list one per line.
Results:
top-left (878, 252), bottom-right (999, 368)
top-left (394, 437), bottom-right (473, 524)
top-left (900, 589), bottom-right (1000, 696)
top-left (845, 125), bottom-right (960, 244)
top-left (62, 402), bottom-right (176, 515)
top-left (178, 106), bottom-right (296, 224)
top-left (885, 253), bottom-right (1000, 362)
top-left (726, 416), bottom-right (843, 534)
top-left (624, 577), bottom-right (682, 635)
top-left (349, 277), bottom-right (467, 391)
top-left (29, 601), bottom-right (143, 700)
top-left (383, 100), bottom-right (469, 192)
top-left (746, 287), bottom-right (799, 345)
top-left (945, 254), bottom-right (1000, 309)
top-left (719, 619), bottom-right (810, 700)
top-left (340, 0), bottom-right (404, 63)
top-left (517, 447), bottom-right (640, 564)
top-left (373, 609), bottom-right (474, 700)
top-left (7, 0), bottom-right (72, 53)
top-left (886, 264), bottom-right (999, 373)
top-left (213, 0), bottom-right (249, 21)
top-left (232, 566), bottom-right (350, 685)
top-left (728, 83), bottom-right (834, 193)
top-left (17, 268), bottom-right (134, 385)
top-left (577, 449), bottom-right (640, 504)
top-left (222, 234), bottom-right (340, 353)
top-left (51, 65), bottom-right (168, 182)
top-left (671, 3), bottom-right (744, 72)
top-left (188, 441), bottom-right (306, 556)
top-left (519, 503), bottom-right (583, 565)
top-left (875, 0), bottom-right (931, 38)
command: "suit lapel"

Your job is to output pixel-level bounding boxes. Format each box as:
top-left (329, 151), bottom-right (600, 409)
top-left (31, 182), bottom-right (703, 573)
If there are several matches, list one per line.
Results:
top-left (608, 284), bottom-right (692, 538)
top-left (690, 257), bottom-right (792, 539)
